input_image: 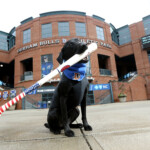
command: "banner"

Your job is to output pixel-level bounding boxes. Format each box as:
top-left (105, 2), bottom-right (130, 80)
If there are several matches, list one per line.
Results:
top-left (3, 91), bottom-right (8, 100)
top-left (42, 62), bottom-right (53, 77)
top-left (25, 87), bottom-right (55, 95)
top-left (89, 84), bottom-right (110, 91)
top-left (41, 55), bottom-right (53, 78)
top-left (36, 87), bottom-right (55, 94)
top-left (10, 90), bottom-right (16, 98)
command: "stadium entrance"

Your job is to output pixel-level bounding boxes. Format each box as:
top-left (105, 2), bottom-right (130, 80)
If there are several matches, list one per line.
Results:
top-left (115, 55), bottom-right (137, 81)
top-left (0, 60), bottom-right (14, 88)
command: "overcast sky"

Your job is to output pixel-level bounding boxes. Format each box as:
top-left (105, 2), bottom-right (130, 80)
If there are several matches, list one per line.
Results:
top-left (0, 0), bottom-right (149, 33)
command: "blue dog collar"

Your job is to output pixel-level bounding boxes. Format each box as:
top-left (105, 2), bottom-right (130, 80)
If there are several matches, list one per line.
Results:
top-left (63, 63), bottom-right (86, 81)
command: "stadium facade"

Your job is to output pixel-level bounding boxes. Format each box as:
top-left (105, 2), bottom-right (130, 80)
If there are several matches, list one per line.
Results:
top-left (0, 11), bottom-right (150, 109)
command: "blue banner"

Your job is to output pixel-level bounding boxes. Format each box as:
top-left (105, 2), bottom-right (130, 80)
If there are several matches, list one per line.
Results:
top-left (3, 91), bottom-right (8, 100)
top-left (42, 62), bottom-right (53, 77)
top-left (89, 84), bottom-right (110, 91)
top-left (10, 89), bottom-right (16, 98)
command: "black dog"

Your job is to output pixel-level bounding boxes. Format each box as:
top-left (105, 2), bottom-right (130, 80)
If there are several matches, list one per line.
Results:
top-left (44, 38), bottom-right (92, 137)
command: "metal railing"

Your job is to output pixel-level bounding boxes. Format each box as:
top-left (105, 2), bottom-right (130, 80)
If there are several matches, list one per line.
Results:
top-left (100, 69), bottom-right (112, 76)
top-left (24, 95), bottom-right (39, 109)
top-left (21, 71), bottom-right (33, 81)
top-left (119, 71), bottom-right (137, 81)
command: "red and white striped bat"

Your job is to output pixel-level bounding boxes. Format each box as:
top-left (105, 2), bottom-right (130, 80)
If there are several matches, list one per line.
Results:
top-left (0, 43), bottom-right (97, 116)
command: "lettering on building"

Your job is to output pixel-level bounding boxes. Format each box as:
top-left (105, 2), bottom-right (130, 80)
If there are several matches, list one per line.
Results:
top-left (40, 39), bottom-right (60, 46)
top-left (17, 38), bottom-right (111, 53)
top-left (100, 42), bottom-right (111, 49)
top-left (18, 43), bottom-right (38, 53)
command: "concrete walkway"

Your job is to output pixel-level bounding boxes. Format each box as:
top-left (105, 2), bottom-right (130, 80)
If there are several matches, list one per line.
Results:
top-left (1, 100), bottom-right (150, 150)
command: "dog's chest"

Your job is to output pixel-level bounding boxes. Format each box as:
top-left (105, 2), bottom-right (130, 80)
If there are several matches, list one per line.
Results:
top-left (67, 78), bottom-right (88, 107)
top-left (50, 74), bottom-right (89, 110)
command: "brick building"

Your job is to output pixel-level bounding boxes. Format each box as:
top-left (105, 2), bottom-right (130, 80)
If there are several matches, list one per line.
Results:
top-left (0, 11), bottom-right (150, 109)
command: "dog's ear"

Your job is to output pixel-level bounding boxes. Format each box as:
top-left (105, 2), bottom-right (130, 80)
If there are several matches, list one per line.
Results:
top-left (57, 51), bottom-right (63, 64)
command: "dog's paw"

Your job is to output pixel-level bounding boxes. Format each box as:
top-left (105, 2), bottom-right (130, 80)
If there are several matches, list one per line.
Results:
top-left (53, 130), bottom-right (61, 135)
top-left (84, 125), bottom-right (92, 131)
top-left (65, 130), bottom-right (75, 137)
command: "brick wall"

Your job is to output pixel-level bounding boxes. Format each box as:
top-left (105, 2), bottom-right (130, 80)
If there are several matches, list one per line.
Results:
top-left (111, 75), bottom-right (148, 102)
top-left (145, 75), bottom-right (150, 99)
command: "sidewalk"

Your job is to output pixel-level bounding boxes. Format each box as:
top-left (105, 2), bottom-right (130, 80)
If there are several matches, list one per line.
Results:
top-left (1, 100), bottom-right (150, 150)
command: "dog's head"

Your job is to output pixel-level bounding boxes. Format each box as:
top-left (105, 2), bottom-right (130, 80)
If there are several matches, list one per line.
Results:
top-left (57, 38), bottom-right (88, 64)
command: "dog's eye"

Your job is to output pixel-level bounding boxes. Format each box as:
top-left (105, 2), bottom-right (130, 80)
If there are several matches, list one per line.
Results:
top-left (69, 43), bottom-right (74, 47)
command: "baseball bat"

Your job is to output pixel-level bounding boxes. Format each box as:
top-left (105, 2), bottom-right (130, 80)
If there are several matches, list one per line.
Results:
top-left (0, 43), bottom-right (97, 116)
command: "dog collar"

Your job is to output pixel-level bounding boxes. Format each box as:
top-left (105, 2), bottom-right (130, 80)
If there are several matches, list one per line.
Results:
top-left (63, 63), bottom-right (86, 81)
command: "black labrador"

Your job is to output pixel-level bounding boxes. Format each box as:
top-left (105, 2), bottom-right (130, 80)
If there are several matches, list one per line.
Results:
top-left (44, 38), bottom-right (92, 137)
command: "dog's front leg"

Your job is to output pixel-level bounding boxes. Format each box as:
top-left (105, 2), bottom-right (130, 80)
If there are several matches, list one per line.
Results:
top-left (60, 96), bottom-right (75, 137)
top-left (81, 89), bottom-right (92, 131)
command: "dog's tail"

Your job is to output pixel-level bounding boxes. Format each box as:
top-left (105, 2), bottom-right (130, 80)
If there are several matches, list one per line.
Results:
top-left (44, 123), bottom-right (50, 128)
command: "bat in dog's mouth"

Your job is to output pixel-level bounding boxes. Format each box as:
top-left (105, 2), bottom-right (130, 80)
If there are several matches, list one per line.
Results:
top-left (79, 55), bottom-right (89, 63)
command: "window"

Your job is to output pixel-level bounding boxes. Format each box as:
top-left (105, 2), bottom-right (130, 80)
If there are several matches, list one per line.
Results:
top-left (42, 23), bottom-right (52, 38)
top-left (42, 92), bottom-right (54, 108)
top-left (8, 31), bottom-right (16, 50)
top-left (143, 16), bottom-right (150, 35)
top-left (97, 54), bottom-right (112, 76)
top-left (110, 23), bottom-right (119, 45)
top-left (147, 51), bottom-right (150, 63)
top-left (148, 54), bottom-right (150, 62)
top-left (118, 26), bottom-right (131, 45)
top-left (58, 22), bottom-right (70, 36)
top-left (0, 33), bottom-right (8, 51)
top-left (42, 93), bottom-right (53, 102)
top-left (23, 28), bottom-right (31, 44)
top-left (86, 56), bottom-right (91, 76)
top-left (75, 22), bottom-right (86, 37)
top-left (41, 54), bottom-right (53, 78)
top-left (86, 91), bottom-right (95, 105)
top-left (96, 26), bottom-right (105, 40)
